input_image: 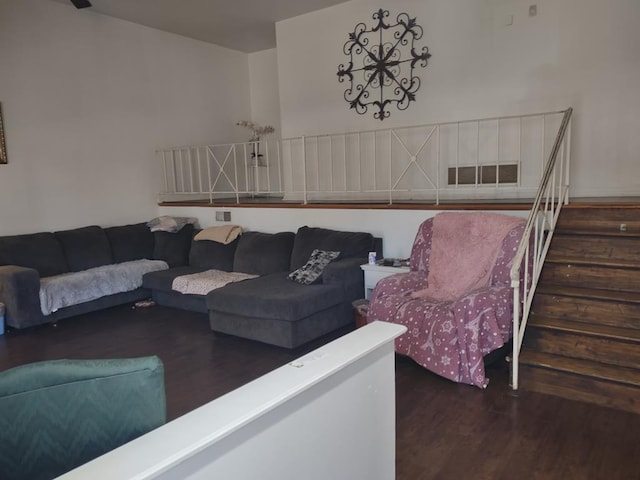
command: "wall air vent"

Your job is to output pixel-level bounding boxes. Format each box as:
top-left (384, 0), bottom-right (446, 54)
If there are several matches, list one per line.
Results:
top-left (448, 164), bottom-right (518, 186)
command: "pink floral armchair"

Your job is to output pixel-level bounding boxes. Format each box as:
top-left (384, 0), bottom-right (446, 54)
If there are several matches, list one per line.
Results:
top-left (367, 213), bottom-right (527, 388)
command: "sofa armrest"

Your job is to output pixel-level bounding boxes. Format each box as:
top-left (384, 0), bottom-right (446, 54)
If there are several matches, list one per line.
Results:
top-left (322, 257), bottom-right (366, 301)
top-left (0, 265), bottom-right (44, 329)
top-left (322, 257), bottom-right (364, 283)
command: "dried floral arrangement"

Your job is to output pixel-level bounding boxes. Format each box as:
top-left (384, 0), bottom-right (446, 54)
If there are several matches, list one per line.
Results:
top-left (236, 120), bottom-right (275, 142)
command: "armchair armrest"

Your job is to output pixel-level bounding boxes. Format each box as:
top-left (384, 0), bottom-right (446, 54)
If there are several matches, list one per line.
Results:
top-left (370, 270), bottom-right (428, 304)
top-left (451, 284), bottom-right (514, 344)
top-left (0, 265), bottom-right (44, 329)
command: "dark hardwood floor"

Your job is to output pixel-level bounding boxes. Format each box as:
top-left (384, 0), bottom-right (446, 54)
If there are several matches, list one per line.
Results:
top-left (1, 305), bottom-right (639, 479)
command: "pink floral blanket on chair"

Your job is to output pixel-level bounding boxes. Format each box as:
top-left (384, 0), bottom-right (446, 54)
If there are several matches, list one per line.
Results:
top-left (412, 212), bottom-right (525, 301)
top-left (367, 212), bottom-right (526, 388)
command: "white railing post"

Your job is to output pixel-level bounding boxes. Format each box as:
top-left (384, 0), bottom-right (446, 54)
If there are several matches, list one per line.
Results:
top-left (564, 117), bottom-right (572, 204)
top-left (161, 150), bottom-right (168, 194)
top-left (302, 136), bottom-right (308, 204)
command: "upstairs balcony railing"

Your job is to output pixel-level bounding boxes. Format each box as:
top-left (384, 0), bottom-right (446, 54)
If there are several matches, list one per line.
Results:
top-left (157, 109), bottom-right (569, 205)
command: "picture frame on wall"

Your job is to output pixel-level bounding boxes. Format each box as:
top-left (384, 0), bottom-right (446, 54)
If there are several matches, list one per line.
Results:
top-left (0, 103), bottom-right (7, 164)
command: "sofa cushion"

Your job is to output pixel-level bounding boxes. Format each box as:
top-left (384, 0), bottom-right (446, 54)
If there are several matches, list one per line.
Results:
top-left (55, 226), bottom-right (114, 272)
top-left (0, 232), bottom-right (68, 277)
top-left (153, 224), bottom-right (194, 268)
top-left (233, 231), bottom-right (295, 276)
top-left (290, 226), bottom-right (374, 270)
top-left (142, 265), bottom-right (208, 292)
top-left (105, 223), bottom-right (154, 263)
top-left (189, 236), bottom-right (238, 271)
top-left (206, 272), bottom-right (344, 321)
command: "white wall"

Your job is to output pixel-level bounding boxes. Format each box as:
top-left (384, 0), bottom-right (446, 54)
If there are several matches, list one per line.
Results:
top-left (276, 0), bottom-right (640, 198)
top-left (248, 49), bottom-right (282, 139)
top-left (0, 0), bottom-right (251, 235)
top-left (159, 205), bottom-right (528, 258)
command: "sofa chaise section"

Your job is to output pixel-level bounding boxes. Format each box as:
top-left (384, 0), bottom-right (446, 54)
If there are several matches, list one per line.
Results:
top-left (207, 226), bottom-right (378, 348)
top-left (206, 272), bottom-right (349, 349)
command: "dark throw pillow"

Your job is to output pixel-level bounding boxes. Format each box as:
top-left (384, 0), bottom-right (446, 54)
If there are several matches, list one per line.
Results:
top-left (287, 249), bottom-right (340, 285)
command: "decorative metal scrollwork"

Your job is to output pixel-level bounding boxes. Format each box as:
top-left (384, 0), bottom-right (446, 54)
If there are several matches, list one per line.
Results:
top-left (337, 9), bottom-right (431, 121)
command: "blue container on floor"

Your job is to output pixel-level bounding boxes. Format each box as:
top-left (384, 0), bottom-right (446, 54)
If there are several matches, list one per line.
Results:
top-left (0, 302), bottom-right (4, 335)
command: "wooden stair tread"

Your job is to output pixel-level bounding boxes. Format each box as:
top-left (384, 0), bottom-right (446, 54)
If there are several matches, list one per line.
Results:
top-left (528, 315), bottom-right (640, 343)
top-left (535, 284), bottom-right (640, 304)
top-left (520, 350), bottom-right (640, 387)
top-left (554, 229), bottom-right (640, 238)
top-left (545, 256), bottom-right (640, 269)
top-left (520, 205), bottom-right (640, 413)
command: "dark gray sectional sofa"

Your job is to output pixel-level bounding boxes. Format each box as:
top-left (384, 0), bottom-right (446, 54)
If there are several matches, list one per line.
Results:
top-left (143, 226), bottom-right (382, 348)
top-left (0, 221), bottom-right (379, 349)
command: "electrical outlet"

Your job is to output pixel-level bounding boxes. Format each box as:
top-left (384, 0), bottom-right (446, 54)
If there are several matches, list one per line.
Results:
top-left (215, 211), bottom-right (231, 222)
top-left (620, 223), bottom-right (627, 232)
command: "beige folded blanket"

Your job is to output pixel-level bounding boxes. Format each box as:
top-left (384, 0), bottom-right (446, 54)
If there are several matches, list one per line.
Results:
top-left (194, 225), bottom-right (243, 244)
top-left (172, 269), bottom-right (257, 296)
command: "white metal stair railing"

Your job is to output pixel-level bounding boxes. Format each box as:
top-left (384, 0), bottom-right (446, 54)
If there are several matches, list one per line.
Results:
top-left (157, 110), bottom-right (568, 204)
top-left (509, 107), bottom-right (573, 390)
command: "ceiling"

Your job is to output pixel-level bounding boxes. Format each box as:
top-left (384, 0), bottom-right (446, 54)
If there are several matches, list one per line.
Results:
top-left (49, 0), bottom-right (350, 53)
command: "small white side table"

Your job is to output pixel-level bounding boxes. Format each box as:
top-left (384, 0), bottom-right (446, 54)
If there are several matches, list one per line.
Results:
top-left (360, 263), bottom-right (410, 299)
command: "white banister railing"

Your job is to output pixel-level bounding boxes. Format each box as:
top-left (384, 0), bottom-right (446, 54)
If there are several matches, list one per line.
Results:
top-left (509, 107), bottom-right (573, 390)
top-left (157, 110), bottom-right (567, 204)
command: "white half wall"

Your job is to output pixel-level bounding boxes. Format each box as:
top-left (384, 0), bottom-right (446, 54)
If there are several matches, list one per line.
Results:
top-left (158, 205), bottom-right (528, 258)
top-left (59, 322), bottom-right (406, 480)
top-left (0, 0), bottom-right (250, 236)
top-left (275, 0), bottom-right (640, 198)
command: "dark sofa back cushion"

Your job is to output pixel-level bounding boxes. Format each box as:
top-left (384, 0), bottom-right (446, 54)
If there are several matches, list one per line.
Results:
top-left (105, 223), bottom-right (155, 263)
top-left (233, 231), bottom-right (295, 276)
top-left (290, 226), bottom-right (374, 270)
top-left (189, 236), bottom-right (238, 271)
top-left (153, 224), bottom-right (194, 268)
top-left (0, 232), bottom-right (68, 277)
top-left (55, 226), bottom-right (114, 272)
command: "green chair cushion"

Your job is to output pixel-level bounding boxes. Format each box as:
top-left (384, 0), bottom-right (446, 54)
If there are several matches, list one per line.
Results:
top-left (0, 356), bottom-right (166, 480)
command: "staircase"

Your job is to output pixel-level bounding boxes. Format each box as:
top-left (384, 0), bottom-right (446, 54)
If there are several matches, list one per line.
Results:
top-left (519, 204), bottom-right (640, 414)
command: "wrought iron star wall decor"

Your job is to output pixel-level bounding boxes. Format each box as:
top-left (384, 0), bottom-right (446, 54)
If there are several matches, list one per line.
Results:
top-left (337, 9), bottom-right (432, 121)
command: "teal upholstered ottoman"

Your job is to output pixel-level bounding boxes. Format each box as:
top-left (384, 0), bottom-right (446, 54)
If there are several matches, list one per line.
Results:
top-left (0, 356), bottom-right (166, 480)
